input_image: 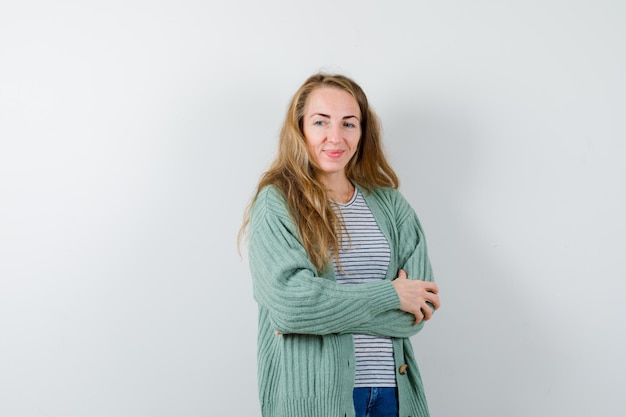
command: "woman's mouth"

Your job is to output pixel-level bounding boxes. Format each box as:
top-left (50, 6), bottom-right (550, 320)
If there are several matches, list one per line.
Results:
top-left (323, 150), bottom-right (344, 159)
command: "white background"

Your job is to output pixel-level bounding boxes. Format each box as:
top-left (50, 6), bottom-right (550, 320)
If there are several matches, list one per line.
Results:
top-left (1, 1), bottom-right (625, 416)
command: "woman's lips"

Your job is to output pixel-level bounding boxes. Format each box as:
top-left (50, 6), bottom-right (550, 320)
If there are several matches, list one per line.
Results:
top-left (323, 150), bottom-right (344, 159)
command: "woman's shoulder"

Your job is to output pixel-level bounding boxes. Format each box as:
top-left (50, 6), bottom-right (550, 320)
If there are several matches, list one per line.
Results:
top-left (251, 185), bottom-right (291, 220)
top-left (256, 184), bottom-right (289, 205)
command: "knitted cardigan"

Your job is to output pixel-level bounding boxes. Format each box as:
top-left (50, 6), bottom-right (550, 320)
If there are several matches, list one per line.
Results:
top-left (248, 184), bottom-right (435, 417)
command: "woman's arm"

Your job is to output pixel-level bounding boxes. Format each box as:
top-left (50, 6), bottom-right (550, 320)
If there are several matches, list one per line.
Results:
top-left (249, 187), bottom-right (401, 336)
top-left (337, 272), bottom-right (439, 338)
top-left (339, 188), bottom-right (440, 337)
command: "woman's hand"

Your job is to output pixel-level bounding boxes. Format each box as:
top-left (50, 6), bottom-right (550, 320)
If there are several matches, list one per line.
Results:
top-left (392, 269), bottom-right (440, 324)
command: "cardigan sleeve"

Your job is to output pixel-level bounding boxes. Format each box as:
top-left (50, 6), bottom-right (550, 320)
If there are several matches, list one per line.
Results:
top-left (339, 309), bottom-right (425, 337)
top-left (248, 186), bottom-right (403, 336)
top-left (392, 188), bottom-right (437, 322)
top-left (394, 190), bottom-right (434, 283)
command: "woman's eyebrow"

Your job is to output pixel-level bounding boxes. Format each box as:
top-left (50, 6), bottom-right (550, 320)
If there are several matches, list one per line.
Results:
top-left (310, 113), bottom-right (330, 118)
top-left (309, 113), bottom-right (360, 121)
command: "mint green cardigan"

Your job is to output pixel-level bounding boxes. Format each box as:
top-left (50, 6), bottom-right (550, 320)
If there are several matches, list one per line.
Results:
top-left (248, 184), bottom-right (435, 417)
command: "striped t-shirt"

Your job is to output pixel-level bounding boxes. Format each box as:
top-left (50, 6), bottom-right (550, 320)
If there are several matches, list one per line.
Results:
top-left (332, 188), bottom-right (396, 388)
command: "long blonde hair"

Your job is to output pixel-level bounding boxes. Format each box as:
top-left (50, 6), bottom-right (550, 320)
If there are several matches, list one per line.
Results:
top-left (240, 73), bottom-right (399, 272)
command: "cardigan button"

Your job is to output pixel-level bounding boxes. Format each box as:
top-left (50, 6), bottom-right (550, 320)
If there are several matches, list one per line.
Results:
top-left (398, 364), bottom-right (408, 375)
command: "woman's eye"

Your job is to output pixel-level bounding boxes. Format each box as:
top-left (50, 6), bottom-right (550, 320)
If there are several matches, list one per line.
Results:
top-left (344, 122), bottom-right (356, 128)
top-left (313, 120), bottom-right (325, 126)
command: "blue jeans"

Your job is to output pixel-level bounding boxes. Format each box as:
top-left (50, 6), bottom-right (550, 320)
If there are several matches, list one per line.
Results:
top-left (353, 387), bottom-right (398, 417)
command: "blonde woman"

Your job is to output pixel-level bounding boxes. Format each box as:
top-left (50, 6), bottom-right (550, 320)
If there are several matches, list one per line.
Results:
top-left (240, 73), bottom-right (440, 417)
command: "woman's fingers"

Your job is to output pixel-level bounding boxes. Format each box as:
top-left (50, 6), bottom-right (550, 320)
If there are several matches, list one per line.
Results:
top-left (421, 305), bottom-right (433, 321)
top-left (423, 281), bottom-right (439, 294)
top-left (393, 273), bottom-right (441, 323)
top-left (426, 292), bottom-right (441, 310)
top-left (412, 308), bottom-right (424, 324)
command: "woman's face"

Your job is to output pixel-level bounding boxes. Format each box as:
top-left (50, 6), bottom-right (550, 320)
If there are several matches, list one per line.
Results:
top-left (302, 87), bottom-right (362, 181)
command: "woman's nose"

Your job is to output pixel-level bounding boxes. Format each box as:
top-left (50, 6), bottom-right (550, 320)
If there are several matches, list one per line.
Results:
top-left (328, 124), bottom-right (341, 143)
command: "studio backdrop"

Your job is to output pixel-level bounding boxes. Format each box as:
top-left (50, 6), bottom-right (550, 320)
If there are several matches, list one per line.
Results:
top-left (1, 1), bottom-right (624, 416)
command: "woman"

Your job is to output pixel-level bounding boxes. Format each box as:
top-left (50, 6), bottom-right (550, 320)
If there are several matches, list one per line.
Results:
top-left (240, 73), bottom-right (440, 417)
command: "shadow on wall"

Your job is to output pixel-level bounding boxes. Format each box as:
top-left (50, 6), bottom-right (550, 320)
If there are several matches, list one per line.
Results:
top-left (383, 98), bottom-right (563, 415)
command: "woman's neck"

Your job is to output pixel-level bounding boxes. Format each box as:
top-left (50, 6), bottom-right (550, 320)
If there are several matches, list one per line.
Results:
top-left (320, 174), bottom-right (354, 204)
